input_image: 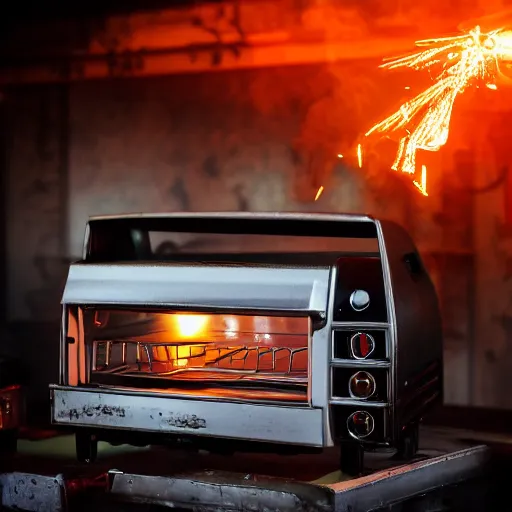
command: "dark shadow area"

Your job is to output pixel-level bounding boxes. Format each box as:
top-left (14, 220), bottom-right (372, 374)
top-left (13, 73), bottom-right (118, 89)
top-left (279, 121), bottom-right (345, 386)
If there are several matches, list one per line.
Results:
top-left (2, 0), bottom-right (226, 24)
top-left (7, 322), bottom-right (60, 427)
top-left (426, 405), bottom-right (512, 435)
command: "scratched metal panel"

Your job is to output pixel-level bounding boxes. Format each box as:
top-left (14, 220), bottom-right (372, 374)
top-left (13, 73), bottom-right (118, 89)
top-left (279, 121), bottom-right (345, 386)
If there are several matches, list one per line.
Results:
top-left (108, 470), bottom-right (334, 512)
top-left (61, 263), bottom-right (331, 313)
top-left (51, 386), bottom-right (325, 446)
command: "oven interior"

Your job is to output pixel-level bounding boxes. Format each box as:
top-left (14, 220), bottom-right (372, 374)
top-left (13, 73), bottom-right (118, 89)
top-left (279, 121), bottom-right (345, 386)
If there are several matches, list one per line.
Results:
top-left (74, 309), bottom-right (311, 404)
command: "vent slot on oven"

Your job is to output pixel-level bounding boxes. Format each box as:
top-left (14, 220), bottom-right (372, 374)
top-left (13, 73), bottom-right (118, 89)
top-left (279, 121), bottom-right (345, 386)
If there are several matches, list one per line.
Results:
top-left (84, 308), bottom-right (310, 404)
top-left (333, 330), bottom-right (387, 360)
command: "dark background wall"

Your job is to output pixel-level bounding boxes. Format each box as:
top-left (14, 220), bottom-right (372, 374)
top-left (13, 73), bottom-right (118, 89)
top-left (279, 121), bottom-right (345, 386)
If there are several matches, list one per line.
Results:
top-left (0, 65), bottom-right (469, 422)
top-left (3, 0), bottom-right (512, 424)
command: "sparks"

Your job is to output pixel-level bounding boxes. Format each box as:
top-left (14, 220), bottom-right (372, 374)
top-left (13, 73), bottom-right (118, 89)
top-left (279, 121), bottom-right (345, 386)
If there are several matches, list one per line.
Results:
top-left (357, 144), bottom-right (363, 168)
top-left (413, 165), bottom-right (428, 196)
top-left (366, 25), bottom-right (512, 192)
top-left (315, 186), bottom-right (324, 201)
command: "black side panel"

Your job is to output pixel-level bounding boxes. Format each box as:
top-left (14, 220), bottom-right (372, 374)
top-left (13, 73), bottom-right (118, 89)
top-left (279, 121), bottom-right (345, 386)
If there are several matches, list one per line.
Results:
top-left (379, 220), bottom-right (443, 436)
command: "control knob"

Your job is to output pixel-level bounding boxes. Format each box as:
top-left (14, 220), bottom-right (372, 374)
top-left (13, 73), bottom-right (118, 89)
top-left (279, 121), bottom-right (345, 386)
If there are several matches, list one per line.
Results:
top-left (349, 289), bottom-right (370, 312)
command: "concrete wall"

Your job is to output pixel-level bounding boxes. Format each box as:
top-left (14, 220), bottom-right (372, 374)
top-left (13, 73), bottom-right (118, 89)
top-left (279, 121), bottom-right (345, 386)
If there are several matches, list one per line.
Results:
top-left (6, 85), bottom-right (67, 322)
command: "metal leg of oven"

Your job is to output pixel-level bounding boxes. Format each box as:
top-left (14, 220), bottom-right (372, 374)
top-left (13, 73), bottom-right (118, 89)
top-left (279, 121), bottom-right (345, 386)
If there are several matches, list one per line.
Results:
top-left (395, 421), bottom-right (420, 461)
top-left (0, 388), bottom-right (21, 455)
top-left (0, 429), bottom-right (18, 455)
top-left (75, 431), bottom-right (98, 464)
top-left (340, 441), bottom-right (365, 477)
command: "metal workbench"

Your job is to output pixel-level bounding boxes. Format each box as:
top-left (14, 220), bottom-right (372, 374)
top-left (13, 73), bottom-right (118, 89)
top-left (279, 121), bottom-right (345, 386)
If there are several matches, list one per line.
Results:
top-left (0, 426), bottom-right (493, 511)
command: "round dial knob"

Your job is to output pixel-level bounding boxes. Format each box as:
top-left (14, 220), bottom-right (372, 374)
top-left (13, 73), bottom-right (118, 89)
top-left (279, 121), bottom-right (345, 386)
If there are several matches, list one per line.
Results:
top-left (350, 332), bottom-right (375, 359)
top-left (349, 289), bottom-right (370, 312)
top-left (347, 411), bottom-right (375, 439)
top-left (349, 371), bottom-right (376, 399)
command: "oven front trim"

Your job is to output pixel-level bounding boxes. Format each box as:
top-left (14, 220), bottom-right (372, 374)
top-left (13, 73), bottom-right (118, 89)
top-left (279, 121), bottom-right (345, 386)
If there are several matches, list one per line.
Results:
top-left (62, 264), bottom-right (331, 314)
top-left (50, 385), bottom-right (326, 447)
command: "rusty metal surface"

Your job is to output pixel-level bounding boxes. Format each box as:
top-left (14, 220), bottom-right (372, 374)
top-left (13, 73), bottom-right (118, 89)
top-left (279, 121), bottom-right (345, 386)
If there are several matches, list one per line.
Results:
top-left (0, 472), bottom-right (67, 512)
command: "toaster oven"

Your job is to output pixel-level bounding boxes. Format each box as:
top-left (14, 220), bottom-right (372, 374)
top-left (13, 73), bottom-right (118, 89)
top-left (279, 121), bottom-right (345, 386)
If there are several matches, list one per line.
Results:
top-left (49, 212), bottom-right (443, 475)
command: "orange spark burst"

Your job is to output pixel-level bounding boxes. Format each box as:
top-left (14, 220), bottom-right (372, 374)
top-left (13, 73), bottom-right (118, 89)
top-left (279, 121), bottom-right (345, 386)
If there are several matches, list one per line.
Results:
top-left (366, 25), bottom-right (512, 191)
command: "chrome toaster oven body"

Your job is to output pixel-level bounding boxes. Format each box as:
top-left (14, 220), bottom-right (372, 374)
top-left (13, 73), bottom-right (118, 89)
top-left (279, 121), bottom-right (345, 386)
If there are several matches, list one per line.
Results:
top-left (50, 212), bottom-right (443, 474)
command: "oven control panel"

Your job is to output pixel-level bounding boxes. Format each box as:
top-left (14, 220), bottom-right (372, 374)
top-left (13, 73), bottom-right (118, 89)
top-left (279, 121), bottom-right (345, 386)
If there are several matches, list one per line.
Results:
top-left (330, 255), bottom-right (391, 444)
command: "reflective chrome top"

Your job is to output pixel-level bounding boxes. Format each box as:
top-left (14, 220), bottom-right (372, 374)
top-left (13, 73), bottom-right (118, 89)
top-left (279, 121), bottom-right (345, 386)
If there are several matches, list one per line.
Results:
top-left (88, 212), bottom-right (376, 223)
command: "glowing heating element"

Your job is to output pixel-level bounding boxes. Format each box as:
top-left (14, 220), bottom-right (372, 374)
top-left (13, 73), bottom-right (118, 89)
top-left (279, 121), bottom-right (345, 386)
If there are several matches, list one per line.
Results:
top-left (88, 310), bottom-right (310, 403)
top-left (174, 314), bottom-right (209, 338)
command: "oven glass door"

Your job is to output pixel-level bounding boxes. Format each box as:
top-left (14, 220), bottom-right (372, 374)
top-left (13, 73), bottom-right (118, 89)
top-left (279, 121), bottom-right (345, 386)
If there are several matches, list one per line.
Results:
top-left (83, 308), bottom-right (311, 404)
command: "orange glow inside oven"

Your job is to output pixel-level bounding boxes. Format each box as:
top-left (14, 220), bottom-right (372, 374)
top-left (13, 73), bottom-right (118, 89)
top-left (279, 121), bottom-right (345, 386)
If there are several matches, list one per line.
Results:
top-left (87, 310), bottom-right (310, 402)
